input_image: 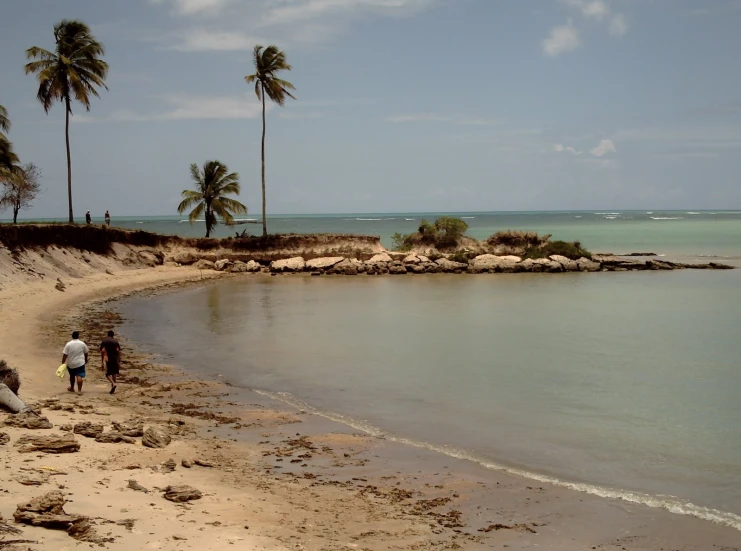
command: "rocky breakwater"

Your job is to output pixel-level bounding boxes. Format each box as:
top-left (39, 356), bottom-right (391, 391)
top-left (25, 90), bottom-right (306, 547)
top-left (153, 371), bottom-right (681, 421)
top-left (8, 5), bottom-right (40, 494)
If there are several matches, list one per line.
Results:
top-left (192, 252), bottom-right (734, 275)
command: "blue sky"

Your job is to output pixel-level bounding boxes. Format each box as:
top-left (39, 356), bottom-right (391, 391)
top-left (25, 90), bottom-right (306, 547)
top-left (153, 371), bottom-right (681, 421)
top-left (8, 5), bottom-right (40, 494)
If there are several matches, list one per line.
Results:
top-left (1, 0), bottom-right (740, 217)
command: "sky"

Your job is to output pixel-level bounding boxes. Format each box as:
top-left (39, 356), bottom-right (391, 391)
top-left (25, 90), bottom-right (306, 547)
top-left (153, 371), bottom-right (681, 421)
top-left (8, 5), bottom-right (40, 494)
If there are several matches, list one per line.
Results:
top-left (1, 0), bottom-right (741, 218)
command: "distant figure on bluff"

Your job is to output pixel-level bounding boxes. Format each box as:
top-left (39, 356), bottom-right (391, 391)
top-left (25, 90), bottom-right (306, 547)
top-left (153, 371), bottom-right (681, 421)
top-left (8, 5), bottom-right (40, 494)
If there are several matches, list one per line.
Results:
top-left (105, 210), bottom-right (111, 226)
top-left (85, 210), bottom-right (91, 225)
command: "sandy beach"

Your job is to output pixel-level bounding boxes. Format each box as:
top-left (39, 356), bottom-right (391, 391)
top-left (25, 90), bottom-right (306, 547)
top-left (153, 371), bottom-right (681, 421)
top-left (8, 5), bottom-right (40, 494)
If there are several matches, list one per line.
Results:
top-left (0, 264), bottom-right (739, 550)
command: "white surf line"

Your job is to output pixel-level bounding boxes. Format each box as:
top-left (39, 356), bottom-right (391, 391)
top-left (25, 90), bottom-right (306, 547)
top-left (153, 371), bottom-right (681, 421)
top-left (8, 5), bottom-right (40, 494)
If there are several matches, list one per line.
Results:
top-left (253, 388), bottom-right (741, 532)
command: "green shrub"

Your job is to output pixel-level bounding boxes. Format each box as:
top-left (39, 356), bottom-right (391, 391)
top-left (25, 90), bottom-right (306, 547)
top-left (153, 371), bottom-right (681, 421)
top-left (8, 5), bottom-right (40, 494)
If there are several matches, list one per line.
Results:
top-left (391, 232), bottom-right (414, 252)
top-left (523, 240), bottom-right (592, 260)
top-left (487, 230), bottom-right (551, 249)
top-left (391, 217), bottom-right (469, 251)
top-left (434, 217), bottom-right (468, 247)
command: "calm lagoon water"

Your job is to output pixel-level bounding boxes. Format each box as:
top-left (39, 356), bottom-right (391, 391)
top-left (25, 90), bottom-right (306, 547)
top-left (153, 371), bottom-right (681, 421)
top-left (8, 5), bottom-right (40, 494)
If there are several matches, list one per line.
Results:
top-left (111, 210), bottom-right (741, 530)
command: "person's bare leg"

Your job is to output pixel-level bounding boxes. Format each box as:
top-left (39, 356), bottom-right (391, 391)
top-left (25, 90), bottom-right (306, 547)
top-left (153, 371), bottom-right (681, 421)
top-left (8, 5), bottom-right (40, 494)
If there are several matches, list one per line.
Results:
top-left (109, 373), bottom-right (117, 394)
top-left (76, 376), bottom-right (84, 393)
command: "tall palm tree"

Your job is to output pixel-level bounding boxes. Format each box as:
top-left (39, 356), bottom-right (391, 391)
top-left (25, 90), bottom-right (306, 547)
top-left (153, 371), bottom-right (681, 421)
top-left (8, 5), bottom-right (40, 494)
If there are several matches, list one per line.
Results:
top-left (0, 105), bottom-right (18, 172)
top-left (245, 45), bottom-right (296, 238)
top-left (177, 160), bottom-right (248, 238)
top-left (25, 20), bottom-right (108, 224)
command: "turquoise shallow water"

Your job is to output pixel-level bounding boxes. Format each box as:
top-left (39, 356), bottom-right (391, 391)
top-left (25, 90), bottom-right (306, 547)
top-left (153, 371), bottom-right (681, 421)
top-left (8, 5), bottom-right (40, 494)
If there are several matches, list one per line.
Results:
top-left (10, 210), bottom-right (741, 258)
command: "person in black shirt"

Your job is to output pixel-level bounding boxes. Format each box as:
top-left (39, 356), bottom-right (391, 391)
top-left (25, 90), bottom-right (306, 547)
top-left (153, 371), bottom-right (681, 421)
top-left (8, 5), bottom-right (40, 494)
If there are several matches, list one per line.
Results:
top-left (100, 330), bottom-right (121, 394)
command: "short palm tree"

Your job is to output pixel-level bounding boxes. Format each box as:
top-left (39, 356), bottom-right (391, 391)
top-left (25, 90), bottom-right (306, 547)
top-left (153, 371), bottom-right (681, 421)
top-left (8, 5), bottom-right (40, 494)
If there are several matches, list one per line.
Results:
top-left (177, 161), bottom-right (248, 238)
top-left (245, 45), bottom-right (296, 238)
top-left (25, 20), bottom-right (108, 224)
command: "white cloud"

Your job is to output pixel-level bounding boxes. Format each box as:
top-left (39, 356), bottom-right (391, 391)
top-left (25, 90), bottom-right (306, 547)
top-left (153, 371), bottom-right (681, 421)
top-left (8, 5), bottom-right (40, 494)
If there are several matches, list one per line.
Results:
top-left (258, 0), bottom-right (435, 27)
top-left (553, 143), bottom-right (582, 155)
top-left (544, 0), bottom-right (628, 56)
top-left (152, 0), bottom-right (234, 16)
top-left (609, 13), bottom-right (628, 36)
top-left (73, 94), bottom-right (272, 123)
top-left (590, 139), bottom-right (617, 157)
top-left (150, 0), bottom-right (439, 49)
top-left (542, 20), bottom-right (581, 56)
top-left (165, 29), bottom-right (264, 51)
top-left (387, 113), bottom-right (503, 126)
top-left (564, 0), bottom-right (610, 21)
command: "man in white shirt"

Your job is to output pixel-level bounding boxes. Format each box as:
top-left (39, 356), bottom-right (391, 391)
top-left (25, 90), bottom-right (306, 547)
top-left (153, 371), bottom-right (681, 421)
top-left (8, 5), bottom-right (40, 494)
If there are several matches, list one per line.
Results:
top-left (62, 331), bottom-right (89, 393)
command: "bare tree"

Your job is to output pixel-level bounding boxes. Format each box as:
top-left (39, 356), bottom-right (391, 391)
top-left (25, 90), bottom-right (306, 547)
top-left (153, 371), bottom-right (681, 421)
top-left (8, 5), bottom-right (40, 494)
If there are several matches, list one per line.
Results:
top-left (1, 163), bottom-right (42, 224)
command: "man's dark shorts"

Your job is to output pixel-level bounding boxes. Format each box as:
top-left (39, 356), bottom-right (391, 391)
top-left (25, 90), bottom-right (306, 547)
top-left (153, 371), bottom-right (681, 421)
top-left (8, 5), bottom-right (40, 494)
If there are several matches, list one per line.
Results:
top-left (68, 365), bottom-right (86, 379)
top-left (105, 361), bottom-right (120, 377)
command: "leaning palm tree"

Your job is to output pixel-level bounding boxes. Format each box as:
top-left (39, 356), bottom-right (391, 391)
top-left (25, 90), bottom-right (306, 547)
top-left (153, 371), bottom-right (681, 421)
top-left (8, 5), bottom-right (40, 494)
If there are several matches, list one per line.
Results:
top-left (245, 45), bottom-right (296, 238)
top-left (0, 105), bottom-right (18, 172)
top-left (177, 161), bottom-right (248, 238)
top-left (25, 20), bottom-right (108, 224)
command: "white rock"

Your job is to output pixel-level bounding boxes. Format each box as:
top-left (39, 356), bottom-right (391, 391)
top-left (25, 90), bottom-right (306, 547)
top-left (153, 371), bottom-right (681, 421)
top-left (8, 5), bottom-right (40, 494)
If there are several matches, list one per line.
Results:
top-left (470, 254), bottom-right (520, 273)
top-left (549, 255), bottom-right (578, 272)
top-left (577, 257), bottom-right (601, 272)
top-left (214, 259), bottom-right (232, 271)
top-left (306, 257), bottom-right (344, 270)
top-left (230, 260), bottom-right (262, 273)
top-left (435, 258), bottom-right (468, 272)
top-left (403, 255), bottom-right (422, 264)
top-left (418, 255), bottom-right (430, 263)
top-left (270, 257), bottom-right (306, 272)
top-left (367, 253), bottom-right (393, 264)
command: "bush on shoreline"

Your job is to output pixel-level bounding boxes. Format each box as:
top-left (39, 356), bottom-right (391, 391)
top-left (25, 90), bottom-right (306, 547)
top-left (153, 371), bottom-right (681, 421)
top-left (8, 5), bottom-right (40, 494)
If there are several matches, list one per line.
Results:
top-left (523, 240), bottom-right (592, 260)
top-left (392, 216), bottom-right (470, 252)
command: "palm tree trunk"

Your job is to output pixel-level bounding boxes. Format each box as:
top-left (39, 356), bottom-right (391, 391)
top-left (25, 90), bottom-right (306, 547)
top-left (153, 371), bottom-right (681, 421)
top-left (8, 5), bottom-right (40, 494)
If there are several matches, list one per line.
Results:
top-left (261, 83), bottom-right (267, 238)
top-left (13, 204), bottom-right (19, 224)
top-left (65, 96), bottom-right (73, 224)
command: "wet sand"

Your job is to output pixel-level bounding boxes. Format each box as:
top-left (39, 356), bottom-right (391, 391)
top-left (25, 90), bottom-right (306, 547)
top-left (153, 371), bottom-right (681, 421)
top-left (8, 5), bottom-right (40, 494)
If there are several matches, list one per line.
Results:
top-left (0, 266), bottom-right (739, 550)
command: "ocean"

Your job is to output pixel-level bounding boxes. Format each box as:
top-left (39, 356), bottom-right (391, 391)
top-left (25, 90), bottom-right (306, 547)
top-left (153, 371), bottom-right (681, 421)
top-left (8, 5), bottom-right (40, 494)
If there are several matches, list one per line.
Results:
top-left (12, 210), bottom-right (741, 260)
top-left (111, 211), bottom-right (741, 530)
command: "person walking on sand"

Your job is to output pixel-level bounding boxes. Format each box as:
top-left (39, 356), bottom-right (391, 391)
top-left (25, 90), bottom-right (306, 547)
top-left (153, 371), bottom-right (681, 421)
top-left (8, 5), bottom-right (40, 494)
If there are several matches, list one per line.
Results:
top-left (62, 331), bottom-right (89, 393)
top-left (85, 210), bottom-right (92, 225)
top-left (104, 210), bottom-right (111, 226)
top-left (100, 330), bottom-right (121, 394)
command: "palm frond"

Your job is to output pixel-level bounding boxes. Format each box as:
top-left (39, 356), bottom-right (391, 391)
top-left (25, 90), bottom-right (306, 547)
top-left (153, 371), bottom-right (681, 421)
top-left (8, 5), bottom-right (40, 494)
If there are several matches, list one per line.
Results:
top-left (178, 160), bottom-right (247, 236)
top-left (0, 105), bottom-right (10, 133)
top-left (26, 20), bottom-right (107, 115)
top-left (187, 201), bottom-right (206, 223)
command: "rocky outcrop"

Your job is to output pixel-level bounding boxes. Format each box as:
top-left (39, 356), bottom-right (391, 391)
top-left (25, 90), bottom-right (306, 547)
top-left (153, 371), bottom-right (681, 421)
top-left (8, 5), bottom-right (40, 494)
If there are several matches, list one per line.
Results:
top-left (163, 485), bottom-right (202, 503)
top-left (230, 260), bottom-right (261, 273)
top-left (15, 434), bottom-right (80, 453)
top-left (367, 253), bottom-right (393, 265)
top-left (270, 257), bottom-right (306, 273)
top-left (14, 491), bottom-right (81, 529)
top-left (112, 419), bottom-right (144, 437)
top-left (142, 426), bottom-right (171, 448)
top-left (214, 259), bottom-right (232, 271)
top-left (327, 258), bottom-right (358, 276)
top-left (306, 257), bottom-right (344, 270)
top-left (435, 258), bottom-right (468, 273)
top-left (193, 259), bottom-right (216, 270)
top-left (95, 431), bottom-right (136, 444)
top-left (469, 254), bottom-right (522, 273)
top-left (171, 252), bottom-right (198, 265)
top-left (4, 412), bottom-right (53, 430)
top-left (73, 422), bottom-right (104, 438)
top-left (550, 255), bottom-right (578, 272)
